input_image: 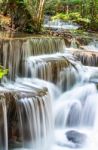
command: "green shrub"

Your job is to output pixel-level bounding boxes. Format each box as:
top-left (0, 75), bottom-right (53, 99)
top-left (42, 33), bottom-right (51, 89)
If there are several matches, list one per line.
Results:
top-left (69, 12), bottom-right (81, 20)
top-left (52, 13), bottom-right (70, 21)
top-left (52, 12), bottom-right (82, 22)
top-left (0, 66), bottom-right (8, 79)
top-left (89, 19), bottom-right (98, 31)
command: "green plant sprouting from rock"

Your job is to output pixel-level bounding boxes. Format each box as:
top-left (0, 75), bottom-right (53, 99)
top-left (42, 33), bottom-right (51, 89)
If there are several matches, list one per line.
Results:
top-left (0, 65), bottom-right (8, 79)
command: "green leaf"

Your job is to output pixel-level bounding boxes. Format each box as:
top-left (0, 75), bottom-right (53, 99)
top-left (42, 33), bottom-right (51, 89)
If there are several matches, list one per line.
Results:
top-left (0, 66), bottom-right (8, 79)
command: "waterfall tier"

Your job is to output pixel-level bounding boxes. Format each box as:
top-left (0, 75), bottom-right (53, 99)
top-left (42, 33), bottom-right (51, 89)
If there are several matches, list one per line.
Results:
top-left (1, 34), bottom-right (98, 150)
top-left (0, 79), bottom-right (53, 149)
top-left (25, 53), bottom-right (80, 90)
top-left (69, 48), bottom-right (98, 66)
top-left (0, 37), bottom-right (65, 80)
top-left (25, 54), bottom-right (70, 81)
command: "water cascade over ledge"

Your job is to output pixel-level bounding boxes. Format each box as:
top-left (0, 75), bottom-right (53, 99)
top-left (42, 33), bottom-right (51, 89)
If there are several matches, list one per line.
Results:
top-left (0, 34), bottom-right (98, 150)
top-left (0, 80), bottom-right (53, 150)
top-left (25, 53), bottom-right (80, 90)
top-left (0, 37), bottom-right (65, 79)
top-left (69, 48), bottom-right (98, 66)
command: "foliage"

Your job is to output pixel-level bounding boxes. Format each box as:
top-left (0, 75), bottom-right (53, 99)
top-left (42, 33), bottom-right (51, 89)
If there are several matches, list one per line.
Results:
top-left (0, 66), bottom-right (8, 79)
top-left (0, 0), bottom-right (98, 32)
top-left (0, 1), bottom-right (31, 32)
top-left (50, 0), bottom-right (98, 31)
top-left (0, 0), bottom-right (46, 33)
top-left (68, 12), bottom-right (81, 20)
top-left (52, 12), bottom-right (82, 22)
top-left (52, 13), bottom-right (70, 21)
top-left (45, 0), bottom-right (81, 15)
top-left (51, 12), bottom-right (98, 30)
top-left (0, 15), bottom-right (11, 29)
top-left (24, 0), bottom-right (46, 32)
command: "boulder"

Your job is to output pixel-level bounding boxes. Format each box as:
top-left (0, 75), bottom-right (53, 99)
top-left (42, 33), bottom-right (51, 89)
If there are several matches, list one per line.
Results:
top-left (66, 130), bottom-right (87, 148)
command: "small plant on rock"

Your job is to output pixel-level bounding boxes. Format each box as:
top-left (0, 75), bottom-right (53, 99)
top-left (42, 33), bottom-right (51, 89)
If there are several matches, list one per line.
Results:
top-left (0, 65), bottom-right (8, 79)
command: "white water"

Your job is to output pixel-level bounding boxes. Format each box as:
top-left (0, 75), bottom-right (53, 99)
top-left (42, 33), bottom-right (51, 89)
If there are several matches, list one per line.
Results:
top-left (1, 78), bottom-right (54, 150)
top-left (82, 39), bottom-right (98, 52)
top-left (9, 81), bottom-right (98, 150)
top-left (0, 95), bottom-right (8, 150)
top-left (44, 19), bottom-right (79, 30)
top-left (1, 52), bottom-right (98, 150)
top-left (1, 30), bottom-right (98, 150)
top-left (1, 38), bottom-right (65, 79)
top-left (51, 83), bottom-right (98, 150)
top-left (25, 53), bottom-right (80, 90)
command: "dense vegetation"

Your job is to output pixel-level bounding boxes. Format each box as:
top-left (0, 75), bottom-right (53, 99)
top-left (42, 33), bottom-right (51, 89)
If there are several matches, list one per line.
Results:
top-left (0, 0), bottom-right (45, 33)
top-left (0, 0), bottom-right (98, 33)
top-left (46, 0), bottom-right (98, 31)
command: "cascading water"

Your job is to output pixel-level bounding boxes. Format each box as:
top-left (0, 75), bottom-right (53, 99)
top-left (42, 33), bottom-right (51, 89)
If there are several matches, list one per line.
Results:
top-left (44, 19), bottom-right (79, 30)
top-left (80, 39), bottom-right (98, 52)
top-left (73, 50), bottom-right (98, 66)
top-left (52, 83), bottom-right (98, 150)
top-left (1, 37), bottom-right (65, 79)
top-left (25, 54), bottom-right (70, 80)
top-left (0, 92), bottom-right (8, 150)
top-left (0, 30), bottom-right (98, 150)
top-left (1, 79), bottom-right (53, 150)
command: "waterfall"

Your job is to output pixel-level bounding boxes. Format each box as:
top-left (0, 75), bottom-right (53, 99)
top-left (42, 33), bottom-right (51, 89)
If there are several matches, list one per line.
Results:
top-left (58, 66), bottom-right (81, 91)
top-left (1, 33), bottom-right (98, 150)
top-left (16, 94), bottom-right (52, 149)
top-left (0, 79), bottom-right (53, 150)
top-left (44, 19), bottom-right (79, 30)
top-left (73, 50), bottom-right (98, 66)
top-left (55, 84), bottom-right (97, 128)
top-left (70, 38), bottom-right (78, 48)
top-left (0, 93), bottom-right (8, 150)
top-left (0, 37), bottom-right (65, 79)
top-left (25, 53), bottom-right (81, 91)
top-left (25, 54), bottom-right (70, 80)
top-left (53, 83), bottom-right (98, 150)
top-left (81, 94), bottom-right (98, 126)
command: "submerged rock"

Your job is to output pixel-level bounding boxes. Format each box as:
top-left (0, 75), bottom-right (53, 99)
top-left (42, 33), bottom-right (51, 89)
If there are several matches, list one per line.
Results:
top-left (66, 130), bottom-right (87, 148)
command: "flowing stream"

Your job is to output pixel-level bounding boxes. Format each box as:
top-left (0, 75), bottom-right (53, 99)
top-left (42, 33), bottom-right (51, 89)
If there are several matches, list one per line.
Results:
top-left (0, 30), bottom-right (98, 150)
top-left (44, 19), bottom-right (79, 30)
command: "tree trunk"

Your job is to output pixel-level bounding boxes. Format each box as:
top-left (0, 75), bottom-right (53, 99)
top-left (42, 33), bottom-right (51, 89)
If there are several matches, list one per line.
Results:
top-left (89, 0), bottom-right (96, 22)
top-left (81, 0), bottom-right (87, 17)
top-left (36, 0), bottom-right (45, 31)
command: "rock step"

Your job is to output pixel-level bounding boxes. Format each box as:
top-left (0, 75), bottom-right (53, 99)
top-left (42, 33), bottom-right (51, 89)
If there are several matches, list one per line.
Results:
top-left (68, 48), bottom-right (98, 66)
top-left (0, 37), bottom-right (65, 80)
top-left (25, 54), bottom-right (72, 83)
top-left (0, 79), bottom-right (52, 149)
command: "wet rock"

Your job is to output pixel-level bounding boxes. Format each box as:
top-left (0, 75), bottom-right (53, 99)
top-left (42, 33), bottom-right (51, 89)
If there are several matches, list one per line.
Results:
top-left (73, 50), bottom-right (98, 66)
top-left (9, 139), bottom-right (22, 149)
top-left (66, 130), bottom-right (87, 147)
top-left (64, 38), bottom-right (72, 47)
top-left (76, 37), bottom-right (92, 46)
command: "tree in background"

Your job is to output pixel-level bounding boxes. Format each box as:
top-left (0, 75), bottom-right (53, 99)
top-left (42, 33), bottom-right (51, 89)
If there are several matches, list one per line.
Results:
top-left (81, 0), bottom-right (97, 19)
top-left (24, 0), bottom-right (46, 32)
top-left (45, 0), bottom-right (81, 15)
top-left (81, 0), bottom-right (88, 17)
top-left (89, 0), bottom-right (97, 22)
top-left (0, 0), bottom-right (46, 33)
